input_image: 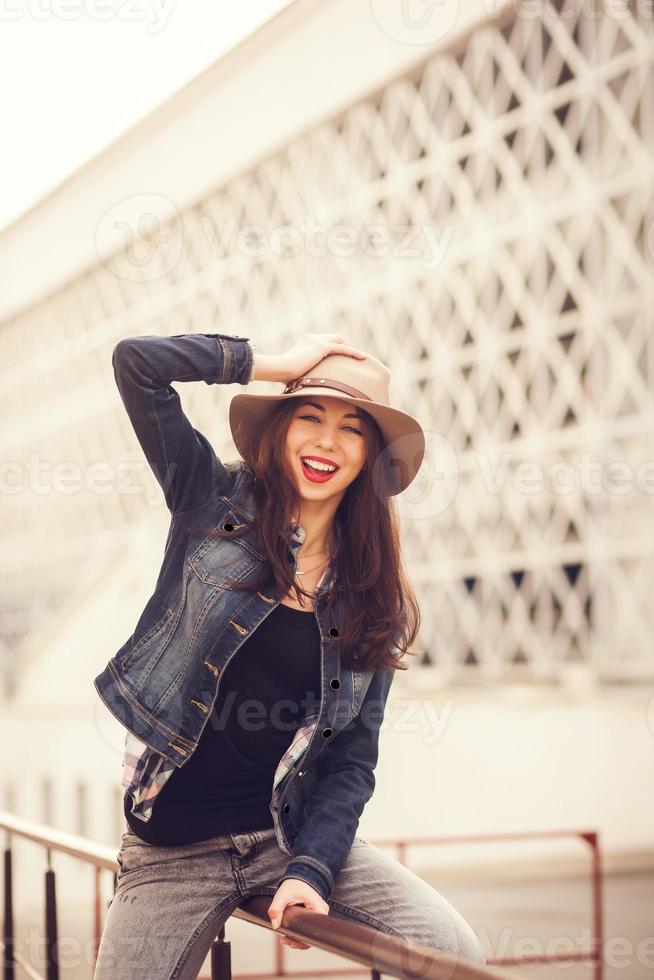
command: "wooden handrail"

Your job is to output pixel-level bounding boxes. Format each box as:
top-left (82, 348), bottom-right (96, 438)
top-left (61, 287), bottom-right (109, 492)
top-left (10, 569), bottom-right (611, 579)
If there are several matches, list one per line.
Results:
top-left (235, 895), bottom-right (512, 980)
top-left (0, 811), bottom-right (116, 872)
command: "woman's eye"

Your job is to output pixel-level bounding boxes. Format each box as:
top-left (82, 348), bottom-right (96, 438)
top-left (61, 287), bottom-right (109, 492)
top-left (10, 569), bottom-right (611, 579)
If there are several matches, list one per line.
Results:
top-left (299, 414), bottom-right (361, 435)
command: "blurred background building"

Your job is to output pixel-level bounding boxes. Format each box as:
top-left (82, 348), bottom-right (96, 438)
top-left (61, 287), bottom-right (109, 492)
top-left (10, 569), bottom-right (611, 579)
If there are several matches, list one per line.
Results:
top-left (1, 0), bottom-right (653, 977)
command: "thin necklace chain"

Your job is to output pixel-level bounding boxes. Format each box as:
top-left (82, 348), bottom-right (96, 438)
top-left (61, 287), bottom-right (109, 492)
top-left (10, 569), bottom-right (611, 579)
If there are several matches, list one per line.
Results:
top-left (293, 528), bottom-right (338, 577)
top-left (296, 555), bottom-right (331, 576)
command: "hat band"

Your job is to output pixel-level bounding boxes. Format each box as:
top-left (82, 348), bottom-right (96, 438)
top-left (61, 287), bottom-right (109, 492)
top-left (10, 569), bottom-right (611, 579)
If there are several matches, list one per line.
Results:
top-left (283, 376), bottom-right (372, 400)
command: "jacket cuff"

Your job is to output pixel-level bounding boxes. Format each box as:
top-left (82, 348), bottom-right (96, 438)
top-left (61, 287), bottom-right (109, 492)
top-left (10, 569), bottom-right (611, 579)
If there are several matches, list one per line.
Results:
top-left (213, 334), bottom-right (255, 385)
top-left (277, 856), bottom-right (334, 903)
top-left (222, 334), bottom-right (255, 385)
top-left (246, 339), bottom-right (257, 383)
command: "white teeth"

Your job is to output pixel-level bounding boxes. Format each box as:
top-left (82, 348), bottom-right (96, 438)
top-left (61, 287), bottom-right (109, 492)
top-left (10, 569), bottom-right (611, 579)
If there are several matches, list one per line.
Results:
top-left (302, 458), bottom-right (336, 473)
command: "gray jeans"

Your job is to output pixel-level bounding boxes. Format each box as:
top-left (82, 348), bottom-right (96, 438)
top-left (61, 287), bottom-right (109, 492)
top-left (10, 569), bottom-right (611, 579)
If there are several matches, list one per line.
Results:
top-left (93, 824), bottom-right (486, 979)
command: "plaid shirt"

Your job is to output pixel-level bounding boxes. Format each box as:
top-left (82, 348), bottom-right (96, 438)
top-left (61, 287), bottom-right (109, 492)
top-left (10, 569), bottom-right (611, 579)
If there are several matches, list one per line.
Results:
top-left (122, 527), bottom-right (332, 824)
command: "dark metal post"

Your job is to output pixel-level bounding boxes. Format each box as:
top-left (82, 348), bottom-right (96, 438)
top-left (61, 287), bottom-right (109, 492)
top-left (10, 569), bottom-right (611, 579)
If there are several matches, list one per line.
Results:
top-left (44, 850), bottom-right (58, 980)
top-left (210, 924), bottom-right (231, 980)
top-left (3, 843), bottom-right (14, 980)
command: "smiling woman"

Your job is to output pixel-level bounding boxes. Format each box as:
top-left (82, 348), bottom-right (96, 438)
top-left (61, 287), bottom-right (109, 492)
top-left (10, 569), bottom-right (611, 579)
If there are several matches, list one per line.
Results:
top-left (222, 339), bottom-right (425, 673)
top-left (93, 331), bottom-right (485, 979)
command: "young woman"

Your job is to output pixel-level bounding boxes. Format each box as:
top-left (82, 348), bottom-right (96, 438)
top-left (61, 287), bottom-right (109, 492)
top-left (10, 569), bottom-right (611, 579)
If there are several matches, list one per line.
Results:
top-left (93, 331), bottom-right (486, 979)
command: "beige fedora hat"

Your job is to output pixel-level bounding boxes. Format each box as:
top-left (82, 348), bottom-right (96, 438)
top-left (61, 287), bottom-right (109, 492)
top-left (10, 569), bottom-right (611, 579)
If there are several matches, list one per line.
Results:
top-left (229, 350), bottom-right (425, 495)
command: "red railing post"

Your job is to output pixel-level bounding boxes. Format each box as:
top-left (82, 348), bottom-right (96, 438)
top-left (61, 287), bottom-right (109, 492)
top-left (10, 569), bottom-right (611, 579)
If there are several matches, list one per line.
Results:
top-left (581, 831), bottom-right (604, 980)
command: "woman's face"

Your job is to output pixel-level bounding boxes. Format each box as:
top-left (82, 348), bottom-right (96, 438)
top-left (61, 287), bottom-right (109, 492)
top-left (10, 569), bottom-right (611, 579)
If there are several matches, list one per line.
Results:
top-left (285, 396), bottom-right (367, 500)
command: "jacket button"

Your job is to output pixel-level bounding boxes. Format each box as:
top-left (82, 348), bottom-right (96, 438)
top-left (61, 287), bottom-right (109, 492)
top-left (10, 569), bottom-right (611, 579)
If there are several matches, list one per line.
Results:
top-left (224, 523), bottom-right (234, 532)
top-left (283, 803), bottom-right (290, 813)
top-left (322, 728), bottom-right (333, 739)
top-left (329, 627), bottom-right (339, 637)
top-left (330, 678), bottom-right (340, 689)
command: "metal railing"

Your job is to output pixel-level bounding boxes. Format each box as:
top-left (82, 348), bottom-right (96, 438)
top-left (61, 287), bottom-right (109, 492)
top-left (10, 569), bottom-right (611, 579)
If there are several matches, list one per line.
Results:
top-left (371, 828), bottom-right (604, 979)
top-left (207, 827), bottom-right (604, 980)
top-left (0, 810), bottom-right (598, 980)
top-left (1, 811), bottom-right (117, 979)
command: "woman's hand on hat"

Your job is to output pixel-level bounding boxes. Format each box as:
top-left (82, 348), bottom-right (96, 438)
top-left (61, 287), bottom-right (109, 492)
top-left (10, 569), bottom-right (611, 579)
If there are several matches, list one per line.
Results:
top-left (260, 334), bottom-right (367, 383)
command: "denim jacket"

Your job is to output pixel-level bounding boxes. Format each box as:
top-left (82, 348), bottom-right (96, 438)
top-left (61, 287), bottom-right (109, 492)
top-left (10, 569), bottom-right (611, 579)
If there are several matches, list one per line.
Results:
top-left (93, 332), bottom-right (398, 902)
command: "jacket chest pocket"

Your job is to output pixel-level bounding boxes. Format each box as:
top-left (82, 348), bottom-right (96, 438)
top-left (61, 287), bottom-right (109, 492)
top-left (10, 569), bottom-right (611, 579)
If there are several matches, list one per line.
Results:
top-left (188, 512), bottom-right (264, 588)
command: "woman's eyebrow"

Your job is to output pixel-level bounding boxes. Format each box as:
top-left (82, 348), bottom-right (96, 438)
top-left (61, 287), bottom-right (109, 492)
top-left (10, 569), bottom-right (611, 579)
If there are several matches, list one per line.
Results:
top-left (300, 399), bottom-right (363, 420)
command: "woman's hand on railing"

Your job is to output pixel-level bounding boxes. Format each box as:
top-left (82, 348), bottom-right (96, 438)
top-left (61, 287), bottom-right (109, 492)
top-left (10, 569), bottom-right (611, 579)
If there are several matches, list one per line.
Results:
top-left (267, 877), bottom-right (330, 950)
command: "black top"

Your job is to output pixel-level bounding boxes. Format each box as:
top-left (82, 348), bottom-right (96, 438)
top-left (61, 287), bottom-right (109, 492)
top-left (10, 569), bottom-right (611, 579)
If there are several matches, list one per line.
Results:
top-left (123, 601), bottom-right (321, 845)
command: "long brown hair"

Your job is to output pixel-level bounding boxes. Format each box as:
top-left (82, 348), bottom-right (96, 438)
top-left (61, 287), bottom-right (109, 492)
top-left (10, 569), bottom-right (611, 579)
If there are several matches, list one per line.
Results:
top-left (191, 396), bottom-right (420, 673)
